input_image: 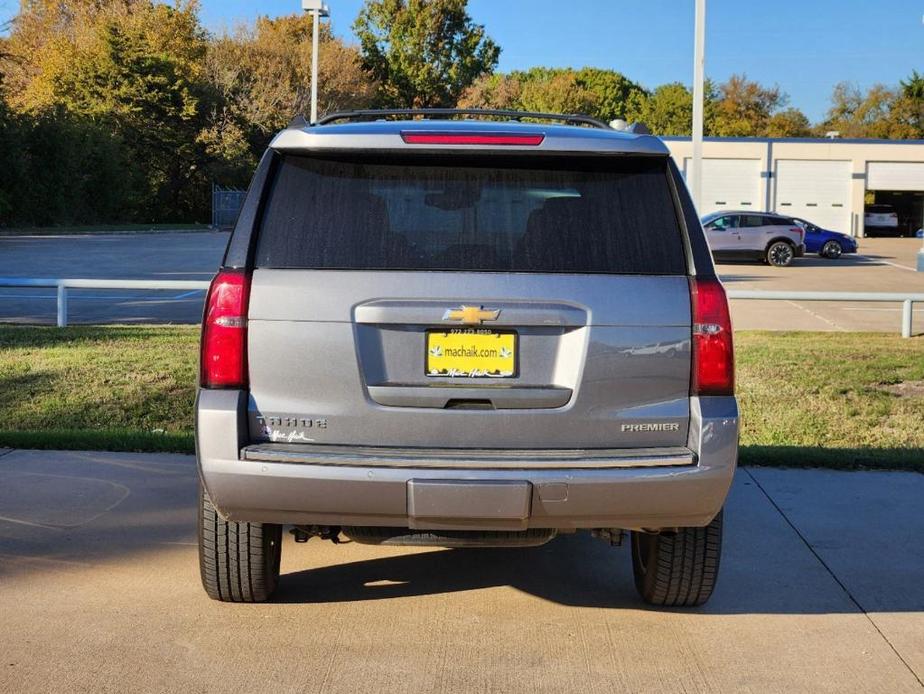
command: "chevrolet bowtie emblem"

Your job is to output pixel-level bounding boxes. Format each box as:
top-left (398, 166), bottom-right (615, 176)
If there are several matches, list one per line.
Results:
top-left (442, 305), bottom-right (501, 325)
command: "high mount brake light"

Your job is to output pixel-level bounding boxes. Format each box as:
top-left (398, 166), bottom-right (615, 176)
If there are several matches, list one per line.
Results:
top-left (690, 278), bottom-right (735, 396)
top-left (200, 269), bottom-right (251, 388)
top-left (400, 131), bottom-right (545, 146)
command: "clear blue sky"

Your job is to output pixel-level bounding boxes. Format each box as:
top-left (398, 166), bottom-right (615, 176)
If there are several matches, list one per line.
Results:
top-left (3, 0), bottom-right (922, 122)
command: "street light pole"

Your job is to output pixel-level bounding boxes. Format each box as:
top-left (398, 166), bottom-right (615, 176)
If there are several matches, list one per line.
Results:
top-left (311, 6), bottom-right (320, 123)
top-left (691, 0), bottom-right (706, 211)
top-left (301, 0), bottom-right (330, 123)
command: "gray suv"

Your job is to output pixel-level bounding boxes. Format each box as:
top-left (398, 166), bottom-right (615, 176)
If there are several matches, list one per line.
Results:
top-left (702, 211), bottom-right (806, 267)
top-left (197, 109), bottom-right (739, 607)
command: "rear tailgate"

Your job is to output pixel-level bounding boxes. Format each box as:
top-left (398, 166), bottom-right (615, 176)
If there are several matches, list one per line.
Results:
top-left (245, 152), bottom-right (692, 450)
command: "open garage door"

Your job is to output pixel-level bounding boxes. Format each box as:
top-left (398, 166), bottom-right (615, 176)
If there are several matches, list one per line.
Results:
top-left (774, 160), bottom-right (851, 233)
top-left (683, 158), bottom-right (761, 216)
top-left (868, 162), bottom-right (924, 235)
top-left (867, 162), bottom-right (924, 190)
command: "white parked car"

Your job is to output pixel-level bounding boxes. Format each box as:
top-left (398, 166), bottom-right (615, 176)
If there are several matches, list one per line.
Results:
top-left (701, 211), bottom-right (805, 267)
top-left (864, 204), bottom-right (900, 236)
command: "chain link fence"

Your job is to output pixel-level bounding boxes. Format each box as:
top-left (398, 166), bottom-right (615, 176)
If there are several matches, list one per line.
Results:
top-left (211, 184), bottom-right (246, 229)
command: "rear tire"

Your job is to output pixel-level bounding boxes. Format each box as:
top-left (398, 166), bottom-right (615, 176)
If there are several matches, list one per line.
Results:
top-left (766, 241), bottom-right (794, 267)
top-left (631, 509), bottom-right (723, 607)
top-left (198, 484), bottom-right (282, 602)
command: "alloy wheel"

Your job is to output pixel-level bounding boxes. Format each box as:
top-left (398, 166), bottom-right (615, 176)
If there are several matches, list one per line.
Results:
top-left (822, 240), bottom-right (842, 259)
top-left (768, 242), bottom-right (794, 267)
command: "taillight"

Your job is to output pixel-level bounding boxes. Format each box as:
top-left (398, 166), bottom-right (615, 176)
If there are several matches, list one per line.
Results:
top-left (790, 227), bottom-right (804, 242)
top-left (200, 269), bottom-right (250, 388)
top-left (690, 277), bottom-right (734, 396)
top-left (401, 131), bottom-right (544, 146)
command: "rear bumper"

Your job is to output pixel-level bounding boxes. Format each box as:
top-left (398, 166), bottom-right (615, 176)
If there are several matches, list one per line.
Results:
top-left (196, 391), bottom-right (738, 531)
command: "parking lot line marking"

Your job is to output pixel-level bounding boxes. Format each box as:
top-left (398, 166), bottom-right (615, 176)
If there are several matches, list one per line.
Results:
top-left (0, 514), bottom-right (61, 530)
top-left (784, 300), bottom-right (847, 331)
top-left (173, 290), bottom-right (205, 299)
top-left (842, 308), bottom-right (924, 312)
top-left (875, 259), bottom-right (917, 272)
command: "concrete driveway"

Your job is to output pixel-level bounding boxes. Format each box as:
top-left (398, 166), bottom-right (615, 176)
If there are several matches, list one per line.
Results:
top-left (0, 449), bottom-right (921, 693)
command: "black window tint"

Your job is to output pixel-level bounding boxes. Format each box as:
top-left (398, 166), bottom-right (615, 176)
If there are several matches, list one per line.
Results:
top-left (741, 215), bottom-right (767, 228)
top-left (255, 155), bottom-right (686, 275)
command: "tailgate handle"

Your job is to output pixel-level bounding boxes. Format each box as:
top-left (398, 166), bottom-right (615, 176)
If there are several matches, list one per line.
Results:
top-left (444, 399), bottom-right (494, 410)
top-left (367, 385), bottom-right (572, 409)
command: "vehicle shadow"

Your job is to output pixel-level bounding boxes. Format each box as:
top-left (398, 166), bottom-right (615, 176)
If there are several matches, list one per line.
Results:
top-left (715, 273), bottom-right (772, 283)
top-left (792, 254), bottom-right (880, 269)
top-left (717, 254), bottom-right (877, 271)
top-left (275, 520), bottom-right (924, 615)
top-left (276, 536), bottom-right (639, 609)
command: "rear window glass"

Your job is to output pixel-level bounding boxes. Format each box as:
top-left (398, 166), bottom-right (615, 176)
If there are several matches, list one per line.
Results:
top-left (255, 154), bottom-right (686, 274)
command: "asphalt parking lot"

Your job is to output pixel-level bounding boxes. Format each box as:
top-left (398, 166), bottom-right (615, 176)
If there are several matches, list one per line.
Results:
top-left (723, 238), bottom-right (924, 334)
top-left (0, 232), bottom-right (922, 333)
top-left (0, 449), bottom-right (922, 692)
top-left (0, 232), bottom-right (227, 324)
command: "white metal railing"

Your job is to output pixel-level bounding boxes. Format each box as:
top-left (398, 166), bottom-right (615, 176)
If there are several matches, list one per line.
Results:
top-left (0, 277), bottom-right (210, 327)
top-left (0, 278), bottom-right (920, 337)
top-left (725, 290), bottom-right (924, 338)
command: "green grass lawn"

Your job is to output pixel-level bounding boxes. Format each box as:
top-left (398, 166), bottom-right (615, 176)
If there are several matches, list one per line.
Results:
top-left (1, 326), bottom-right (922, 470)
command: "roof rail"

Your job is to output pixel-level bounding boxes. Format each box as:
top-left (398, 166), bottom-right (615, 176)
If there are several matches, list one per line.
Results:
top-left (309, 108), bottom-right (612, 130)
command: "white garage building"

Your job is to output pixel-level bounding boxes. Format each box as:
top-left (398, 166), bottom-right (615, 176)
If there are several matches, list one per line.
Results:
top-left (662, 137), bottom-right (924, 237)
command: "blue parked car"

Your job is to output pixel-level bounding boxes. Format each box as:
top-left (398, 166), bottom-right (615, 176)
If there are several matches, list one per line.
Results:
top-left (789, 217), bottom-right (858, 259)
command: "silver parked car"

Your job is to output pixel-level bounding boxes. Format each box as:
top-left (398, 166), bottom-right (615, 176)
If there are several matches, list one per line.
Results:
top-left (197, 109), bottom-right (739, 606)
top-left (702, 211), bottom-right (806, 266)
top-left (864, 204), bottom-right (901, 237)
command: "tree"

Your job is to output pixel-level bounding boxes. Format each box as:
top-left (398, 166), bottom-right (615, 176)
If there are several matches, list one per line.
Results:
top-left (899, 70), bottom-right (924, 136)
top-left (206, 16), bottom-right (374, 138)
top-left (573, 67), bottom-right (646, 122)
top-left (516, 70), bottom-right (598, 115)
top-left (353, 0), bottom-right (500, 107)
top-left (457, 72), bottom-right (520, 110)
top-left (628, 74), bottom-right (806, 138)
top-left (819, 82), bottom-right (919, 139)
top-left (460, 67), bottom-right (645, 124)
top-left (625, 81), bottom-right (719, 136)
top-left (711, 74), bottom-right (784, 137)
top-left (765, 108), bottom-right (811, 137)
top-left (201, 15), bottom-right (376, 187)
top-left (0, 53), bottom-right (18, 225)
top-left (901, 70), bottom-right (924, 98)
top-left (1, 1), bottom-right (212, 221)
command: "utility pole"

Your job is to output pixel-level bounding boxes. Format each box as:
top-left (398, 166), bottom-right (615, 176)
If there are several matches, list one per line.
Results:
top-left (301, 0), bottom-right (330, 123)
top-left (691, 0), bottom-right (706, 210)
top-left (919, 30), bottom-right (924, 270)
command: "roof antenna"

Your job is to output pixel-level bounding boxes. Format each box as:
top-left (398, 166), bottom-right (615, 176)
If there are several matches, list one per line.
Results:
top-left (609, 119), bottom-right (650, 134)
